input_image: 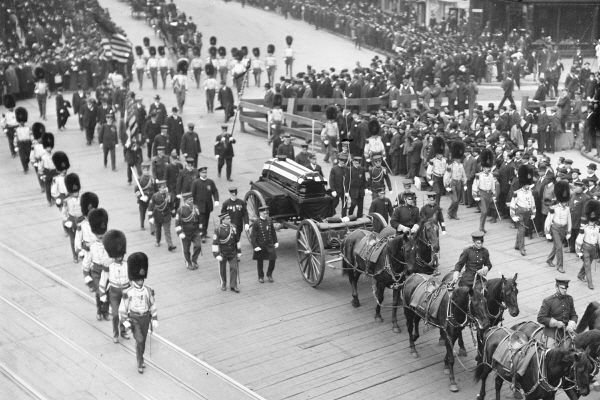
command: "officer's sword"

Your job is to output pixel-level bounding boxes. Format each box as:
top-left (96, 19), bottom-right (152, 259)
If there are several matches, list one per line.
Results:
top-left (131, 167), bottom-right (145, 197)
top-left (492, 199), bottom-right (502, 221)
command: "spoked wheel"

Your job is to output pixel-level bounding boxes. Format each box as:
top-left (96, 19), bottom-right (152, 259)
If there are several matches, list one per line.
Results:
top-left (244, 190), bottom-right (266, 226)
top-left (296, 219), bottom-right (325, 287)
top-left (369, 212), bottom-right (387, 233)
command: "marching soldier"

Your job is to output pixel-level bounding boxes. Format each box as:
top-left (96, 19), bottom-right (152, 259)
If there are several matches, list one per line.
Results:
top-left (452, 231), bottom-right (492, 287)
top-left (74, 192), bottom-right (99, 291)
top-left (175, 193), bottom-right (203, 270)
top-left (191, 46), bottom-right (203, 89)
top-left (426, 136), bottom-right (447, 206)
top-left (63, 173), bottom-right (83, 263)
top-left (221, 187), bottom-right (249, 241)
top-left (119, 252), bottom-right (158, 374)
top-left (569, 180), bottom-right (589, 252)
top-left (158, 46), bottom-right (170, 90)
top-left (390, 191), bottom-right (420, 235)
top-left (329, 152), bottom-right (349, 216)
top-left (151, 125), bottom-right (170, 157)
top-left (445, 142), bottom-right (467, 220)
top-left (251, 47), bottom-right (263, 87)
top-left (151, 145), bottom-right (168, 181)
top-left (30, 123), bottom-right (46, 192)
top-left (213, 211), bottom-right (242, 292)
top-left (148, 95), bottom-right (167, 127)
top-left (537, 278), bottom-right (578, 348)
top-left (176, 155), bottom-right (199, 196)
top-left (134, 162), bottom-right (156, 231)
top-left (575, 200), bottom-right (600, 290)
top-left (250, 206), bottom-right (278, 283)
top-left (1, 94), bottom-right (18, 158)
top-left (545, 181), bottom-right (571, 273)
top-left (368, 188), bottom-right (393, 223)
top-left (191, 166), bottom-right (219, 242)
top-left (147, 180), bottom-right (176, 252)
top-left (348, 156), bottom-right (367, 218)
top-left (133, 46), bottom-right (146, 91)
top-left (82, 208), bottom-right (110, 321)
top-left (367, 154), bottom-right (392, 197)
top-left (420, 192), bottom-right (447, 234)
top-left (14, 107), bottom-right (31, 173)
top-left (472, 148), bottom-right (499, 233)
top-left (284, 35), bottom-right (294, 77)
top-left (214, 125), bottom-right (236, 181)
top-left (265, 44), bottom-right (276, 86)
top-left (510, 164), bottom-right (536, 256)
top-left (40, 133), bottom-right (56, 205)
top-left (50, 151), bottom-right (70, 225)
top-left (181, 123), bottom-right (202, 168)
top-left (146, 47), bottom-right (159, 90)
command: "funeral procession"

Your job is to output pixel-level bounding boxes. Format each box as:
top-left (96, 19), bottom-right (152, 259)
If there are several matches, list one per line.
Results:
top-left (5, 0), bottom-right (600, 399)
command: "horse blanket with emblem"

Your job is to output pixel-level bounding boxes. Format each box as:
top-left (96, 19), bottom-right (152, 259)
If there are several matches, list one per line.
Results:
top-left (409, 276), bottom-right (446, 320)
top-left (491, 327), bottom-right (537, 376)
top-left (356, 232), bottom-right (387, 264)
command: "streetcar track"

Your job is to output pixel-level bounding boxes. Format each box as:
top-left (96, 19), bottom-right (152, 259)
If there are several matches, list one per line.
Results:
top-left (0, 360), bottom-right (49, 400)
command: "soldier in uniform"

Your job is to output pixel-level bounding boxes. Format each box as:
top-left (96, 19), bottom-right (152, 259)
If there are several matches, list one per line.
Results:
top-left (181, 123), bottom-right (202, 168)
top-left (284, 36), bottom-right (294, 77)
top-left (368, 188), bottom-right (393, 222)
top-left (576, 200), bottom-right (600, 290)
top-left (40, 133), bottom-right (56, 205)
top-left (13, 106), bottom-right (31, 173)
top-left (570, 180), bottom-right (589, 252)
top-left (82, 208), bottom-right (110, 321)
top-left (63, 173), bottom-right (83, 263)
top-left (446, 142), bottom-right (467, 220)
top-left (390, 192), bottom-right (420, 235)
top-left (157, 46), bottom-right (170, 90)
top-left (420, 192), bottom-right (447, 234)
top-left (98, 110), bottom-right (118, 171)
top-left (143, 111), bottom-right (161, 159)
top-left (119, 252), bottom-right (158, 374)
top-left (348, 156), bottom-right (367, 218)
top-left (472, 149), bottom-right (499, 233)
top-left (277, 133), bottom-right (295, 159)
top-left (174, 192), bottom-right (202, 270)
top-left (147, 181), bottom-right (176, 252)
top-left (426, 136), bottom-right (447, 206)
top-left (151, 125), bottom-right (170, 157)
top-left (151, 145), bottom-right (168, 181)
top-left (329, 152), bottom-right (349, 216)
top-left (146, 46), bottom-right (159, 90)
top-left (133, 46), bottom-right (146, 91)
top-left (250, 206), bottom-right (279, 283)
top-left (51, 151), bottom-right (70, 222)
top-left (176, 155), bottom-right (199, 196)
top-left (191, 166), bottom-right (219, 242)
top-left (214, 125), bottom-right (236, 181)
top-left (265, 44), bottom-right (277, 86)
top-left (74, 192), bottom-right (99, 291)
top-left (367, 154), bottom-right (392, 197)
top-left (545, 181), bottom-right (571, 273)
top-left (2, 94), bottom-right (18, 158)
top-left (167, 107), bottom-right (184, 156)
top-left (537, 278), bottom-right (578, 348)
top-left (135, 162), bottom-right (155, 231)
top-left (295, 141), bottom-right (311, 167)
top-left (452, 231), bottom-right (491, 286)
top-left (191, 46), bottom-right (203, 89)
top-left (510, 164), bottom-right (536, 256)
top-left (213, 211), bottom-right (242, 292)
top-left (221, 187), bottom-right (249, 242)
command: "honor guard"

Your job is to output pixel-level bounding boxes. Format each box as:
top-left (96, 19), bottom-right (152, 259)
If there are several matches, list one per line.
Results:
top-left (545, 181), bottom-right (571, 273)
top-left (133, 46), bottom-right (146, 90)
top-left (295, 141), bottom-right (311, 168)
top-left (119, 252), bottom-right (158, 374)
top-left (472, 148), bottom-right (499, 233)
top-left (221, 187), bottom-right (249, 241)
top-left (176, 155), bottom-right (199, 196)
top-left (446, 142), bottom-right (467, 220)
top-left (575, 200), bottom-right (600, 289)
top-left (284, 35), bottom-right (294, 77)
top-left (213, 211), bottom-right (241, 292)
top-left (147, 180), bottom-right (176, 251)
top-left (191, 46), bottom-right (203, 89)
top-left (216, 46), bottom-right (229, 83)
top-left (151, 145), bottom-right (168, 181)
top-left (151, 125), bottom-right (170, 157)
top-left (82, 208), bottom-right (110, 321)
top-left (420, 192), bottom-right (446, 234)
top-left (30, 122), bottom-right (46, 192)
top-left (348, 156), bottom-right (367, 218)
top-left (50, 151), bottom-right (70, 214)
top-left (175, 193), bottom-right (203, 270)
top-left (157, 46), bottom-right (170, 90)
top-left (146, 46), bottom-right (159, 90)
top-left (40, 132), bottom-right (56, 205)
top-left (135, 161), bottom-right (156, 231)
top-left (390, 191), bottom-right (420, 235)
top-left (537, 278), bottom-right (578, 348)
top-left (368, 188), bottom-right (394, 223)
top-left (251, 47), bottom-right (263, 87)
top-left (191, 166), bottom-right (219, 241)
top-left (426, 136), bottom-right (447, 206)
top-left (328, 152), bottom-right (350, 216)
top-left (63, 173), bottom-right (83, 263)
top-left (510, 164), bottom-right (536, 256)
top-left (1, 94), bottom-right (18, 157)
top-left (368, 154), bottom-right (392, 196)
top-left (452, 231), bottom-right (492, 287)
top-left (250, 206), bottom-right (279, 283)
top-left (74, 192), bottom-right (99, 290)
top-left (14, 106), bottom-right (31, 173)
top-left (265, 44), bottom-right (277, 86)
top-left (277, 133), bottom-right (295, 159)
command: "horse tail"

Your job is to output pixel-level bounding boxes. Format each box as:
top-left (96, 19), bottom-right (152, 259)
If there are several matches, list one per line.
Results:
top-left (576, 301), bottom-right (600, 333)
top-left (473, 361), bottom-right (486, 382)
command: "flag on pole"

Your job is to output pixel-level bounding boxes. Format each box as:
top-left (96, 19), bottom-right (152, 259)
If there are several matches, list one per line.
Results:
top-left (110, 33), bottom-right (131, 63)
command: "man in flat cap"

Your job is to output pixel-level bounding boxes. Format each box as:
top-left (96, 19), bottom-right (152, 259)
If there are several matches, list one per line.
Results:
top-left (452, 231), bottom-right (491, 286)
top-left (181, 122), bottom-right (201, 168)
top-left (537, 278), bottom-right (578, 348)
top-left (214, 125), bottom-right (236, 181)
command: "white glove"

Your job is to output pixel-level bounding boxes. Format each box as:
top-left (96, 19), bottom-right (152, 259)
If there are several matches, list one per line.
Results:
top-left (341, 216), bottom-right (350, 223)
top-left (492, 197), bottom-right (496, 202)
top-left (463, 186), bottom-right (467, 191)
top-left (452, 271), bottom-right (459, 282)
top-left (216, 255), bottom-right (223, 262)
top-left (577, 252), bottom-right (583, 259)
top-left (149, 218), bottom-right (154, 224)
top-left (474, 197), bottom-right (480, 201)
top-left (84, 275), bottom-right (93, 284)
top-left (179, 233), bottom-right (186, 239)
top-left (254, 246), bottom-right (262, 252)
top-left (147, 210), bottom-right (153, 216)
top-left (550, 318), bottom-right (565, 329)
top-left (123, 320), bottom-right (131, 330)
top-left (479, 266), bottom-right (489, 276)
top-left (56, 198), bottom-right (62, 206)
top-left (151, 319), bottom-right (159, 330)
top-left (344, 193), bottom-right (351, 200)
top-left (512, 216), bottom-right (519, 222)
top-left (214, 201), bottom-right (219, 207)
top-left (442, 230), bottom-right (447, 235)
top-left (546, 233), bottom-right (552, 240)
top-left (140, 195), bottom-right (148, 202)
top-left (244, 224), bottom-right (249, 231)
top-left (274, 243), bottom-right (279, 249)
top-left (446, 187), bottom-right (452, 192)
top-left (428, 181), bottom-right (433, 187)
top-left (410, 224), bottom-right (420, 233)
top-left (221, 137), bottom-right (226, 143)
top-left (99, 144), bottom-right (103, 148)
top-left (566, 234), bottom-right (571, 240)
top-left (365, 189), bottom-right (371, 194)
top-left (14, 146), bottom-right (18, 152)
top-left (567, 320), bottom-right (577, 332)
top-left (216, 154), bottom-right (220, 159)
top-left (331, 190), bottom-right (337, 197)
top-left (64, 220), bottom-right (73, 229)
top-left (530, 214), bottom-right (535, 220)
top-left (99, 294), bottom-right (107, 302)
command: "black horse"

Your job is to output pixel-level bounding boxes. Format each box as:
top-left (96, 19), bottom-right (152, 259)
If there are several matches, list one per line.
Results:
top-left (341, 226), bottom-right (414, 333)
top-left (412, 217), bottom-right (440, 274)
top-left (402, 273), bottom-right (490, 392)
top-left (475, 323), bottom-right (593, 400)
top-left (576, 301), bottom-right (600, 333)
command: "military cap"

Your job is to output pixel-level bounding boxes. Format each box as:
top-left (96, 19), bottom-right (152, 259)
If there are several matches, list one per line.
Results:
top-left (426, 192), bottom-right (437, 198)
top-left (337, 153), bottom-right (349, 161)
top-left (352, 156), bottom-right (362, 161)
top-left (228, 187), bottom-right (238, 194)
top-left (565, 159), bottom-right (573, 165)
top-left (218, 211), bottom-right (230, 219)
top-left (372, 154), bottom-right (383, 161)
top-left (156, 145), bottom-right (165, 151)
top-left (172, 107), bottom-right (178, 112)
top-left (573, 180), bottom-right (584, 186)
top-left (160, 124), bottom-right (167, 131)
top-left (376, 187), bottom-right (386, 194)
top-left (402, 179), bottom-right (413, 188)
top-left (555, 278), bottom-right (570, 288)
top-left (283, 133), bottom-right (291, 138)
top-left (300, 142), bottom-right (309, 149)
top-left (258, 205), bottom-right (269, 212)
top-left (403, 191), bottom-right (416, 199)
top-left (471, 231), bottom-right (485, 241)
top-left (198, 166), bottom-right (207, 172)
top-left (187, 122), bottom-right (195, 129)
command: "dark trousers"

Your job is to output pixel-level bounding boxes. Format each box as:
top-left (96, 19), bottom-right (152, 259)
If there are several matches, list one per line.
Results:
top-left (160, 67), bottom-right (168, 89)
top-left (432, 175), bottom-right (444, 206)
top-left (257, 259), bottom-right (275, 279)
top-left (569, 228), bottom-right (580, 252)
top-left (479, 191), bottom-right (494, 231)
top-left (514, 209), bottom-right (532, 251)
top-left (149, 68), bottom-right (158, 90)
top-left (91, 269), bottom-right (109, 316)
top-left (349, 195), bottom-right (364, 218)
top-left (36, 94), bottom-right (47, 119)
top-left (466, 177), bottom-right (475, 206)
top-left (181, 231), bottom-right (202, 263)
top-left (217, 156), bottom-right (233, 179)
top-left (220, 256), bottom-right (239, 289)
top-left (578, 243), bottom-right (596, 288)
top-left (547, 224), bottom-right (567, 268)
top-left (407, 161), bottom-right (419, 179)
top-left (103, 145), bottom-right (116, 170)
top-left (206, 89), bottom-right (215, 112)
top-left (109, 286), bottom-right (128, 338)
top-left (199, 211), bottom-right (210, 238)
top-left (447, 180), bottom-right (462, 217)
top-left (498, 92), bottom-right (515, 108)
top-left (66, 225), bottom-right (77, 259)
top-left (545, 134), bottom-right (555, 153)
top-left (146, 143), bottom-right (152, 159)
top-left (5, 127), bottom-right (16, 156)
top-left (130, 312), bottom-right (151, 368)
top-left (85, 124), bottom-right (96, 144)
top-left (127, 162), bottom-right (141, 183)
top-left (154, 216), bottom-right (173, 246)
top-left (138, 201), bottom-right (149, 229)
top-left (17, 140), bottom-right (31, 172)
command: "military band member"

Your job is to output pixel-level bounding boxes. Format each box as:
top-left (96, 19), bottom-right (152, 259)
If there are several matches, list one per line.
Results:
top-left (250, 206), bottom-right (278, 283)
top-left (510, 164), bottom-right (536, 256)
top-left (63, 173), bottom-right (83, 263)
top-left (368, 154), bottom-right (392, 196)
top-left (390, 191), bottom-right (420, 235)
top-left (545, 181), bottom-right (571, 273)
top-left (472, 149), bottom-right (499, 233)
top-left (135, 162), bottom-right (155, 231)
top-left (445, 142), bottom-right (467, 220)
top-left (348, 156), bottom-right (367, 218)
top-left (119, 252), bottom-right (158, 374)
top-left (368, 188), bottom-right (393, 223)
top-left (426, 136), bottom-right (447, 206)
top-left (221, 187), bottom-right (249, 242)
top-left (452, 231), bottom-right (491, 287)
top-left (74, 191), bottom-right (99, 291)
top-left (329, 152), bottom-right (349, 216)
top-left (82, 208), bottom-right (110, 321)
top-left (213, 212), bottom-right (241, 292)
top-left (537, 278), bottom-right (578, 348)
top-left (420, 192), bottom-right (446, 234)
top-left (99, 230), bottom-right (130, 343)
top-left (191, 166), bottom-right (219, 241)
top-left (175, 193), bottom-right (203, 270)
top-left (576, 200), bottom-right (600, 290)
top-left (147, 180), bottom-right (176, 251)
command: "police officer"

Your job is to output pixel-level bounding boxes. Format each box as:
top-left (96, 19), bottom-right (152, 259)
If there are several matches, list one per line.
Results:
top-left (220, 187), bottom-right (249, 242)
top-left (452, 231), bottom-right (492, 287)
top-left (295, 141), bottom-right (311, 168)
top-left (176, 156), bottom-right (199, 196)
top-left (390, 192), bottom-right (420, 235)
top-left (472, 148), bottom-right (499, 233)
top-left (348, 156), bottom-right (366, 218)
top-left (191, 166), bottom-right (219, 242)
top-left (368, 188), bottom-right (393, 222)
top-left (329, 153), bottom-right (349, 216)
top-left (537, 278), bottom-right (578, 348)
top-left (214, 125), bottom-right (236, 181)
top-left (213, 211), bottom-right (241, 292)
top-left (151, 145), bottom-right (168, 181)
top-left (368, 154), bottom-right (392, 197)
top-left (147, 180), bottom-right (176, 252)
top-left (569, 180), bottom-right (589, 252)
top-left (175, 193), bottom-right (202, 270)
top-left (420, 192), bottom-right (446, 234)
top-left (510, 164), bottom-right (536, 256)
top-left (396, 179), bottom-right (414, 207)
top-left (250, 206), bottom-right (278, 283)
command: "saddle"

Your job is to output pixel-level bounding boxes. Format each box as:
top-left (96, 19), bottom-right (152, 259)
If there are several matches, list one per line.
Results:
top-left (409, 276), bottom-right (446, 320)
top-left (356, 232), bottom-right (387, 265)
top-left (491, 328), bottom-right (537, 377)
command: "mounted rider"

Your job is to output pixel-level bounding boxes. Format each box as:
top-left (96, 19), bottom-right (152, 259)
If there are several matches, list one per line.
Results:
top-left (420, 191), bottom-right (447, 234)
top-left (537, 277), bottom-right (578, 348)
top-left (452, 231), bottom-right (492, 287)
top-left (390, 190), bottom-right (420, 236)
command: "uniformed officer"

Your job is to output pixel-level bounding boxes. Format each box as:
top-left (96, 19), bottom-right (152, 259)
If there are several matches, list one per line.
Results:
top-left (220, 187), bottom-right (249, 241)
top-left (368, 188), bottom-right (393, 222)
top-left (295, 142), bottom-right (311, 168)
top-left (452, 231), bottom-right (492, 287)
top-left (191, 46), bottom-right (203, 89)
top-left (134, 161), bottom-right (156, 232)
top-left (146, 47), bottom-right (159, 90)
top-left (367, 154), bottom-right (392, 197)
top-left (569, 180), bottom-right (589, 252)
top-left (151, 145), bottom-right (168, 181)
top-left (175, 193), bottom-right (202, 270)
top-left (277, 133), bottom-right (295, 159)
top-left (74, 192), bottom-right (100, 290)
top-left (63, 173), bottom-right (83, 263)
top-left (545, 181), bottom-right (571, 273)
top-left (191, 166), bottom-right (219, 241)
top-left (147, 180), bottom-right (176, 252)
top-left (396, 179), bottom-right (414, 207)
top-left (472, 148), bottom-right (499, 233)
top-left (390, 192), bottom-right (420, 235)
top-left (214, 125), bottom-right (236, 181)
top-left (119, 252), bottom-right (158, 374)
top-left (82, 208), bottom-right (110, 321)
top-left (348, 156), bottom-right (367, 218)
top-left (176, 155), bottom-right (199, 196)
top-left (420, 192), bottom-right (446, 234)
top-left (133, 47), bottom-right (146, 90)
top-left (250, 206), bottom-right (278, 283)
top-left (213, 212), bottom-right (241, 292)
top-left (537, 278), bottom-right (578, 348)
top-left (575, 199), bottom-right (600, 290)
top-left (1, 94), bottom-right (18, 158)
top-left (426, 136), bottom-right (447, 206)
top-left (510, 164), bottom-right (536, 256)
top-left (328, 152), bottom-right (349, 216)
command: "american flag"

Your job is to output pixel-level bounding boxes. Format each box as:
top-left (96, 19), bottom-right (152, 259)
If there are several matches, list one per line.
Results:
top-left (99, 33), bottom-right (131, 64)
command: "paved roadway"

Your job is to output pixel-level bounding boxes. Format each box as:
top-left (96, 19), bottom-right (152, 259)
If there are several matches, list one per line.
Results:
top-left (1, 1), bottom-right (598, 399)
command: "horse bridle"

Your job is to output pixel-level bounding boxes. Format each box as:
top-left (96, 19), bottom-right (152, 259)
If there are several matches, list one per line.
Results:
top-left (415, 222), bottom-right (439, 269)
top-left (486, 279), bottom-right (508, 323)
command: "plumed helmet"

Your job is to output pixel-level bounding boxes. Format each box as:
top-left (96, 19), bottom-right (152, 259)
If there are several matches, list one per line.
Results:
top-left (143, 37), bottom-right (150, 47)
top-left (325, 105), bottom-right (338, 121)
top-left (15, 107), bottom-right (28, 123)
top-left (127, 252), bottom-right (148, 281)
top-left (192, 46), bottom-right (200, 56)
top-left (252, 47), bottom-right (260, 57)
top-left (79, 191), bottom-right (99, 215)
top-left (368, 119), bottom-right (380, 137)
top-left (32, 122), bottom-right (46, 140)
top-left (240, 46), bottom-right (248, 57)
top-left (88, 208), bottom-right (108, 236)
top-left (585, 199), bottom-right (600, 222)
top-left (432, 136), bottom-right (446, 155)
top-left (3, 94), bottom-right (15, 109)
top-left (177, 59), bottom-right (188, 74)
top-left (103, 230), bottom-right (127, 259)
top-left (451, 141), bottom-right (465, 160)
top-left (554, 180), bottom-right (570, 203)
top-left (34, 66), bottom-right (45, 80)
top-left (158, 45), bottom-right (165, 56)
top-left (65, 172), bottom-right (81, 194)
top-left (480, 148), bottom-right (495, 168)
top-left (272, 93), bottom-right (283, 107)
top-left (518, 164), bottom-right (534, 187)
top-left (285, 35), bottom-right (293, 46)
top-left (209, 46), bottom-right (217, 58)
top-left (209, 36), bottom-right (217, 46)
top-left (149, 46), bottom-right (156, 56)
top-left (135, 45), bottom-right (143, 56)
top-left (267, 44), bottom-right (275, 55)
top-left (218, 46), bottom-right (226, 57)
top-left (204, 63), bottom-right (215, 77)
top-left (42, 132), bottom-right (54, 149)
top-left (52, 151), bottom-right (70, 171)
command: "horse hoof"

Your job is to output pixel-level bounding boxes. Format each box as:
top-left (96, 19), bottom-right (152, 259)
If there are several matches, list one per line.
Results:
top-left (449, 384), bottom-right (459, 392)
top-left (458, 348), bottom-right (467, 357)
top-left (439, 339), bottom-right (446, 346)
top-left (392, 326), bottom-right (401, 334)
top-left (443, 368), bottom-right (450, 375)
top-left (351, 299), bottom-right (360, 308)
top-left (374, 316), bottom-right (383, 323)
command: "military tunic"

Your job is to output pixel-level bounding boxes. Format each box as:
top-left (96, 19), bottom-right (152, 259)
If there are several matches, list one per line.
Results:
top-left (221, 198), bottom-right (248, 241)
top-left (420, 203), bottom-right (446, 232)
top-left (537, 293), bottom-right (578, 339)
top-left (368, 197), bottom-right (394, 222)
top-left (390, 205), bottom-right (420, 232)
top-left (454, 246), bottom-right (492, 286)
top-left (368, 165), bottom-right (392, 193)
top-left (175, 202), bottom-right (202, 268)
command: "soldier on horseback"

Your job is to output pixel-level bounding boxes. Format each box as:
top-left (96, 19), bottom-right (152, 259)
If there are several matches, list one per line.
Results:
top-left (537, 277), bottom-right (578, 348)
top-left (390, 191), bottom-right (420, 236)
top-left (452, 231), bottom-right (491, 287)
top-left (420, 192), bottom-right (447, 234)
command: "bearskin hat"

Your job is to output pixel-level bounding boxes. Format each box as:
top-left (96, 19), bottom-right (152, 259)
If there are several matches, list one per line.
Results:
top-left (585, 200), bottom-right (600, 222)
top-left (3, 94), bottom-right (15, 109)
top-left (273, 93), bottom-right (283, 107)
top-left (325, 105), bottom-right (337, 121)
top-left (88, 208), bottom-right (108, 236)
top-left (52, 151), bottom-right (69, 172)
top-left (480, 148), bottom-right (495, 169)
top-left (518, 164), bottom-right (534, 187)
top-left (209, 46), bottom-right (217, 58)
top-left (286, 35), bottom-right (293, 46)
top-left (231, 47), bottom-right (239, 60)
top-left (15, 107), bottom-right (28, 123)
top-left (205, 63), bottom-right (215, 77)
top-left (103, 230), bottom-right (127, 259)
top-left (432, 136), bottom-right (445, 155)
top-left (218, 46), bottom-right (226, 57)
top-left (368, 119), bottom-right (380, 137)
top-left (554, 180), bottom-right (570, 203)
top-left (80, 192), bottom-right (99, 215)
top-left (192, 46), bottom-right (200, 56)
top-left (65, 172), bottom-right (80, 194)
top-left (135, 45), bottom-right (143, 56)
top-left (240, 46), bottom-right (248, 58)
top-left (127, 252), bottom-right (148, 281)
top-left (32, 122), bottom-right (45, 140)
top-left (149, 46), bottom-right (156, 56)
top-left (252, 47), bottom-right (260, 57)
top-left (209, 36), bottom-right (217, 46)
top-left (451, 141), bottom-right (465, 160)
top-left (177, 59), bottom-right (189, 74)
top-left (42, 132), bottom-right (54, 149)
top-left (267, 44), bottom-right (275, 55)
top-left (143, 37), bottom-right (150, 47)
top-left (158, 45), bottom-right (165, 56)
top-left (34, 66), bottom-right (45, 80)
